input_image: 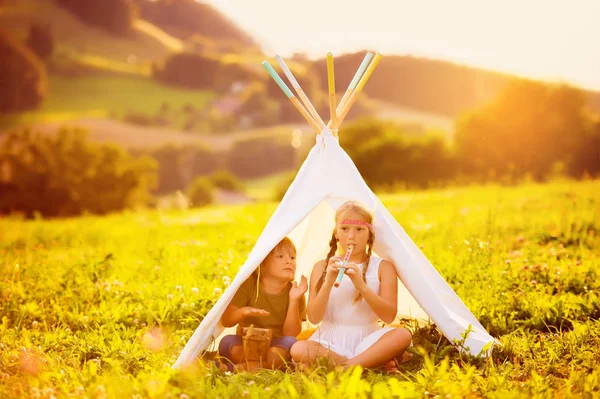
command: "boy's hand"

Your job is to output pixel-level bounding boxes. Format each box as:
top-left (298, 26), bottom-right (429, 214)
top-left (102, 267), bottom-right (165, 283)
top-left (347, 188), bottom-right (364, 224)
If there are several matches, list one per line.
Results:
top-left (240, 307), bottom-right (270, 318)
top-left (289, 275), bottom-right (308, 301)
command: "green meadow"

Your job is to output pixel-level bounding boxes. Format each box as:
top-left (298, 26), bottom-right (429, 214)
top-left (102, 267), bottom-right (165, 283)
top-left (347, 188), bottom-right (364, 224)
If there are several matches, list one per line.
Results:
top-left (0, 75), bottom-right (214, 130)
top-left (1, 179), bottom-right (599, 398)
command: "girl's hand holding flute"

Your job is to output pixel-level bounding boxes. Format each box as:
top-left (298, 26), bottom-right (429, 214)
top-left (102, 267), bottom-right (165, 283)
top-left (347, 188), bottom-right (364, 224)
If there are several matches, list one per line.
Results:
top-left (334, 244), bottom-right (354, 288)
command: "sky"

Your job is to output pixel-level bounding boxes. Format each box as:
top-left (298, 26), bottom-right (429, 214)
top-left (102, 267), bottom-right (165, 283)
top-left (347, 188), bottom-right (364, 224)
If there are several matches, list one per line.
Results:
top-left (202, 0), bottom-right (600, 91)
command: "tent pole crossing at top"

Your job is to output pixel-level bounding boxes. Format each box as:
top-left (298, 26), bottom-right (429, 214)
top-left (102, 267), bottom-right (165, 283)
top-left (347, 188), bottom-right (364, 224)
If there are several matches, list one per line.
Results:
top-left (262, 52), bottom-right (382, 137)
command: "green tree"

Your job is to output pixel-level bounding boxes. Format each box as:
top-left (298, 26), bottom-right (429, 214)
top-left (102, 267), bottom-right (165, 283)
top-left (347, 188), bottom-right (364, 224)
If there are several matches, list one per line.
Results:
top-left (153, 53), bottom-right (221, 90)
top-left (238, 82), bottom-right (280, 127)
top-left (187, 176), bottom-right (214, 208)
top-left (227, 136), bottom-right (296, 178)
top-left (25, 23), bottom-right (54, 60)
top-left (209, 169), bottom-right (244, 192)
top-left (148, 144), bottom-right (220, 194)
top-left (0, 128), bottom-right (156, 217)
top-left (455, 80), bottom-right (589, 182)
top-left (0, 29), bottom-right (47, 112)
top-left (339, 118), bottom-right (454, 188)
top-left (149, 145), bottom-right (186, 194)
top-left (568, 118), bottom-right (600, 178)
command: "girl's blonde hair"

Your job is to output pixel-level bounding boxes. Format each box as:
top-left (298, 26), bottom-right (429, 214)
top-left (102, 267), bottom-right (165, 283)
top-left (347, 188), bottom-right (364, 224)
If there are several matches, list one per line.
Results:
top-left (315, 201), bottom-right (375, 303)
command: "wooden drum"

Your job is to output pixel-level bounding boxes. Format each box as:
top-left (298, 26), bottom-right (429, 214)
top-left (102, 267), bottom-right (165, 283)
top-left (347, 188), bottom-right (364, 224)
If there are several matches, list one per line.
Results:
top-left (238, 325), bottom-right (272, 362)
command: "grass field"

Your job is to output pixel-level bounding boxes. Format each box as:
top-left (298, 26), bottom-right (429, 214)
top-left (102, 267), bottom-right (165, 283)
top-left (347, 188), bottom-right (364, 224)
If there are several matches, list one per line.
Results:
top-left (1, 179), bottom-right (599, 398)
top-left (0, 75), bottom-right (215, 130)
top-left (244, 171), bottom-right (296, 202)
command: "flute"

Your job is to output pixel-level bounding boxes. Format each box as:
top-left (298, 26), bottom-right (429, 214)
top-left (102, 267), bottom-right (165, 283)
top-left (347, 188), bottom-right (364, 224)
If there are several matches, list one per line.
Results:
top-left (334, 245), bottom-right (354, 288)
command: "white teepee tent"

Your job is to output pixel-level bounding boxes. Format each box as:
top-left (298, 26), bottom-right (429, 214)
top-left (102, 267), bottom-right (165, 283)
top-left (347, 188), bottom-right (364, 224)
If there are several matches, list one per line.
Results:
top-left (173, 52), bottom-right (496, 370)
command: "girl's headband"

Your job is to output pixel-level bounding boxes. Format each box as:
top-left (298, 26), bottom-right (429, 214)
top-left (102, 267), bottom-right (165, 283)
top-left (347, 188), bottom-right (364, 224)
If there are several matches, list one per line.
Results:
top-left (340, 219), bottom-right (373, 229)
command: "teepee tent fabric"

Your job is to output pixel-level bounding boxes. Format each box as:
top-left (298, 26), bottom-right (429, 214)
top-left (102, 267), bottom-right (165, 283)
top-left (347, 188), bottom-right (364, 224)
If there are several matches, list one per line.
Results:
top-left (173, 128), bottom-right (496, 370)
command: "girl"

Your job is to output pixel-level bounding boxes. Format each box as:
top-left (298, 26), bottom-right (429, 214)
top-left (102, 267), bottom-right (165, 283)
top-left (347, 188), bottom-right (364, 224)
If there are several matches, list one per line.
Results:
top-left (290, 201), bottom-right (412, 370)
top-left (219, 237), bottom-right (308, 371)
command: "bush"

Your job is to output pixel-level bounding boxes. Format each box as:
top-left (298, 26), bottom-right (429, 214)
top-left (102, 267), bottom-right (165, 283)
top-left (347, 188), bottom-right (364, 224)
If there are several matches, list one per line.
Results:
top-left (272, 172), bottom-right (296, 201)
top-left (209, 169), bottom-right (244, 192)
top-left (226, 136), bottom-right (296, 178)
top-left (147, 145), bottom-right (186, 193)
top-left (153, 53), bottom-right (220, 89)
top-left (0, 128), bottom-right (157, 217)
top-left (153, 52), bottom-right (262, 92)
top-left (568, 119), bottom-right (600, 178)
top-left (213, 63), bottom-right (263, 93)
top-left (339, 118), bottom-right (455, 188)
top-left (123, 112), bottom-right (159, 127)
top-left (25, 23), bottom-right (53, 60)
top-left (148, 144), bottom-right (221, 194)
top-left (187, 176), bottom-right (214, 208)
top-left (238, 83), bottom-right (280, 128)
top-left (0, 29), bottom-right (47, 112)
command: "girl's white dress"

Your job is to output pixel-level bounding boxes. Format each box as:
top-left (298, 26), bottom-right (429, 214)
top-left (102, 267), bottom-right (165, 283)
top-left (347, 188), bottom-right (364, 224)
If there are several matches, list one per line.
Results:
top-left (308, 255), bottom-right (396, 358)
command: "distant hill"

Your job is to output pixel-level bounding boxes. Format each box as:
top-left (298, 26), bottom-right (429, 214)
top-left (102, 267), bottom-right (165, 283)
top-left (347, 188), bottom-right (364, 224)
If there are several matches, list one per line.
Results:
top-left (2, 0), bottom-right (598, 136)
top-left (134, 0), bottom-right (259, 51)
top-left (0, 0), bottom-right (173, 64)
top-left (309, 52), bottom-right (600, 118)
top-left (0, 0), bottom-right (257, 64)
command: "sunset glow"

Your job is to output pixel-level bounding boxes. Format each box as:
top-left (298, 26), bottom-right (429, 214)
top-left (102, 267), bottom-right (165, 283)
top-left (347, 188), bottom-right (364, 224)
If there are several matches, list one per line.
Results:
top-left (204, 0), bottom-right (599, 90)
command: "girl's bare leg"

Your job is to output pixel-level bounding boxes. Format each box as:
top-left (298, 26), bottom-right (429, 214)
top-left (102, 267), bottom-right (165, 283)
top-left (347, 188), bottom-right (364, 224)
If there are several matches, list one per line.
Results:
top-left (290, 340), bottom-right (348, 367)
top-left (345, 328), bottom-right (412, 369)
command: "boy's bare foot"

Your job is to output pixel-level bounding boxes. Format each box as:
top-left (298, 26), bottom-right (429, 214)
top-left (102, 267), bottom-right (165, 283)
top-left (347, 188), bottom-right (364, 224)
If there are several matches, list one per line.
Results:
top-left (216, 362), bottom-right (229, 372)
top-left (234, 361), bottom-right (262, 372)
top-left (294, 362), bottom-right (312, 372)
top-left (209, 359), bottom-right (229, 372)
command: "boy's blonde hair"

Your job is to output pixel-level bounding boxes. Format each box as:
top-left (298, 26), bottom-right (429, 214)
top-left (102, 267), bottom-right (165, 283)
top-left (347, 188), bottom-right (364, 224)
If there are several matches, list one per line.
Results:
top-left (252, 236), bottom-right (297, 279)
top-left (269, 236), bottom-right (297, 259)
